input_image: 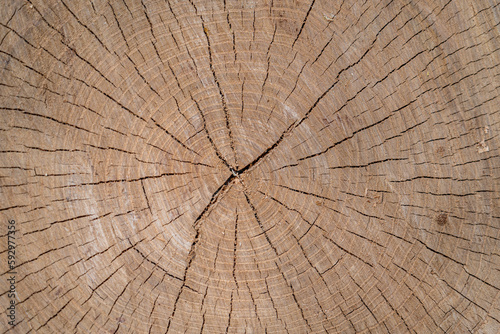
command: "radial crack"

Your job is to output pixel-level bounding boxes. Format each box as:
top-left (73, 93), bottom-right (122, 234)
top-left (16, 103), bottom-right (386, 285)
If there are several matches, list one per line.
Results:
top-left (201, 20), bottom-right (238, 168)
top-left (166, 173), bottom-right (235, 331)
top-left (191, 93), bottom-right (233, 170)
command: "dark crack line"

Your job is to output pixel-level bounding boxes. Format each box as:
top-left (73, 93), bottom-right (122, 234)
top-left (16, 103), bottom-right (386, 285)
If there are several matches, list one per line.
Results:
top-left (290, 232), bottom-right (334, 297)
top-left (165, 173), bottom-right (235, 332)
top-left (51, 172), bottom-right (190, 189)
top-left (19, 110), bottom-right (97, 135)
top-left (58, 40), bottom-right (116, 89)
top-left (257, 24), bottom-right (277, 111)
top-left (257, 190), bottom-right (327, 234)
top-left (299, 99), bottom-right (417, 162)
top-left (163, 60), bottom-right (196, 129)
top-left (82, 264), bottom-right (125, 305)
top-left (37, 298), bottom-right (72, 331)
top-left (244, 192), bottom-right (312, 332)
top-left (72, 77), bottom-right (146, 122)
top-left (192, 175), bottom-right (235, 229)
top-left (292, 0), bottom-right (316, 49)
top-left (109, 2), bottom-right (129, 49)
top-left (284, 60), bottom-right (309, 103)
top-left (141, 180), bottom-right (152, 215)
top-left (274, 184), bottom-right (337, 203)
top-left (230, 49), bottom-right (368, 175)
top-left (141, 0), bottom-right (164, 66)
top-left (232, 211), bottom-right (239, 289)
top-left (0, 21), bottom-right (62, 66)
top-left (224, 291), bottom-right (234, 334)
top-left (190, 93), bottom-right (233, 170)
top-left (0, 51), bottom-right (54, 84)
top-left (233, 121), bottom-right (296, 175)
top-left (323, 234), bottom-right (373, 267)
top-left (23, 215), bottom-right (92, 236)
top-left (201, 21), bottom-right (238, 168)
top-left (125, 54), bottom-right (161, 99)
top-left (132, 246), bottom-right (182, 282)
top-left (264, 277), bottom-right (288, 333)
top-left (60, 0), bottom-right (112, 54)
top-left (151, 117), bottom-right (200, 156)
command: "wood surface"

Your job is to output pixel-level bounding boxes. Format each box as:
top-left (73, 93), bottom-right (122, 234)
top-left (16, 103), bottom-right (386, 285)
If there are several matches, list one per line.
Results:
top-left (1, 0), bottom-right (499, 333)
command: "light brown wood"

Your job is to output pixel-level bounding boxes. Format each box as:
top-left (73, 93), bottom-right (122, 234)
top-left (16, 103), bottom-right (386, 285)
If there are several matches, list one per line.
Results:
top-left (1, 0), bottom-right (499, 333)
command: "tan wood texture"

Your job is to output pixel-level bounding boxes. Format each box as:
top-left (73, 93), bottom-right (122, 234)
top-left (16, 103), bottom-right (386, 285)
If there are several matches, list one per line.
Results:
top-left (1, 0), bottom-right (499, 333)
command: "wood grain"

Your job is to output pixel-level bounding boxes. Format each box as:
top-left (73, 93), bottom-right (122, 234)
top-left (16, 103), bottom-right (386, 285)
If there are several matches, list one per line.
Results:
top-left (0, 0), bottom-right (499, 333)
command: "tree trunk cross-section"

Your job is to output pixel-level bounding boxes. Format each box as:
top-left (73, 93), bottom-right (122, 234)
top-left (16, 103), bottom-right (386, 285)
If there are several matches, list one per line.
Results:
top-left (0, 0), bottom-right (499, 333)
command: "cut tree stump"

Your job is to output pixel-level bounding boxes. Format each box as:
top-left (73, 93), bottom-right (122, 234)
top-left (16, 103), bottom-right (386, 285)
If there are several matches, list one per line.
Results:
top-left (1, 0), bottom-right (499, 333)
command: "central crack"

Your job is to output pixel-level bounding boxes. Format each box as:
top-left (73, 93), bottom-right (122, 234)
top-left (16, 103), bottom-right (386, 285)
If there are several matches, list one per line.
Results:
top-left (193, 112), bottom-right (300, 229)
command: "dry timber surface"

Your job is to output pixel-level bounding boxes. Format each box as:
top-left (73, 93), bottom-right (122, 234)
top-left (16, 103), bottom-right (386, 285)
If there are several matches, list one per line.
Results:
top-left (0, 0), bottom-right (499, 333)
